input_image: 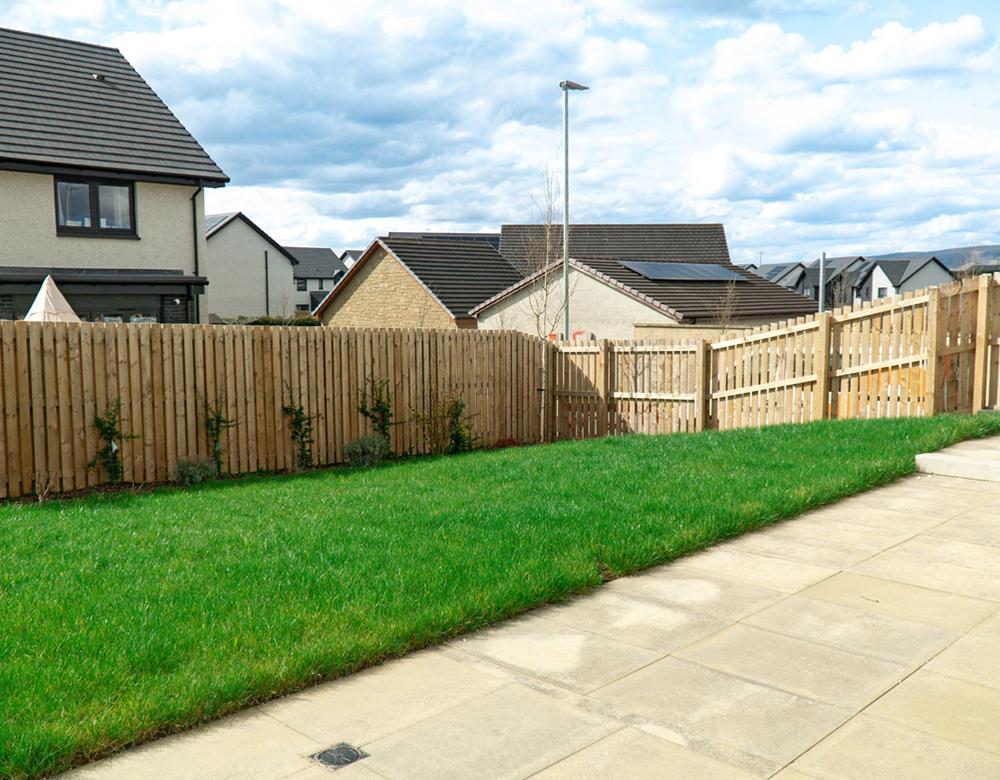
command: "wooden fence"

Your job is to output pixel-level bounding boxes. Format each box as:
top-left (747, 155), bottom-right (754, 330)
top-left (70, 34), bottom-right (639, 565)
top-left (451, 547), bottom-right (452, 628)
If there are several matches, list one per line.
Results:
top-left (1, 275), bottom-right (999, 499)
top-left (0, 325), bottom-right (545, 499)
top-left (549, 274), bottom-right (1000, 439)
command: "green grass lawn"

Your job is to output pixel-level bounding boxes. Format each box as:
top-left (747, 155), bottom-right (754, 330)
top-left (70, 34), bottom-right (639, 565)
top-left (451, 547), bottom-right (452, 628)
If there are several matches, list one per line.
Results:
top-left (3, 415), bottom-right (999, 779)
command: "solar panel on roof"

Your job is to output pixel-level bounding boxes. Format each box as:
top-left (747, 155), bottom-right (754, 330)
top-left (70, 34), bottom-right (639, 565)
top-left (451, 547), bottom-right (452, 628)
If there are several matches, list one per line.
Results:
top-left (619, 261), bottom-right (747, 282)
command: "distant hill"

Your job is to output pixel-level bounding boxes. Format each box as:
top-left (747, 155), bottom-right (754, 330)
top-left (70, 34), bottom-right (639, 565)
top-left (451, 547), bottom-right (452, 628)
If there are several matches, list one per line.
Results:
top-left (864, 245), bottom-right (1000, 270)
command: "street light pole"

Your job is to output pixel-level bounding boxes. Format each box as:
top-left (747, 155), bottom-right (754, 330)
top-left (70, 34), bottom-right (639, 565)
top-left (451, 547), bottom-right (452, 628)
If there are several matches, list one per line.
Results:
top-left (560, 79), bottom-right (588, 341)
top-left (819, 251), bottom-right (827, 313)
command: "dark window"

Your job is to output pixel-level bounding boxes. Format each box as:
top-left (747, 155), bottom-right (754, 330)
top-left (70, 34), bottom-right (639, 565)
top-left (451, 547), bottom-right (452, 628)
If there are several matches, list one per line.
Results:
top-left (296, 279), bottom-right (307, 292)
top-left (55, 178), bottom-right (135, 237)
top-left (317, 279), bottom-right (325, 290)
top-left (877, 287), bottom-right (888, 298)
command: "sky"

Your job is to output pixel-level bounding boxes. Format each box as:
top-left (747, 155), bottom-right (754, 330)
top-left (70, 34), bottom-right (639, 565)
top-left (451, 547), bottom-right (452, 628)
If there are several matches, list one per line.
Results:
top-left (3, 1), bottom-right (1000, 264)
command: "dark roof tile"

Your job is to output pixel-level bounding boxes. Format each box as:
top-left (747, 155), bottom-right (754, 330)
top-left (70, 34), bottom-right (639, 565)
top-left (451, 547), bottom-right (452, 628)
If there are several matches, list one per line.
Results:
top-left (285, 246), bottom-right (346, 279)
top-left (381, 237), bottom-right (523, 318)
top-left (0, 27), bottom-right (227, 183)
top-left (499, 223), bottom-right (731, 271)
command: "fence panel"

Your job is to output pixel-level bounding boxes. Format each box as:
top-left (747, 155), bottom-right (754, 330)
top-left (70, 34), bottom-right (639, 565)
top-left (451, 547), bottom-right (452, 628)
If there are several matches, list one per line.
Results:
top-left (2, 276), bottom-right (999, 499)
top-left (0, 324), bottom-right (548, 498)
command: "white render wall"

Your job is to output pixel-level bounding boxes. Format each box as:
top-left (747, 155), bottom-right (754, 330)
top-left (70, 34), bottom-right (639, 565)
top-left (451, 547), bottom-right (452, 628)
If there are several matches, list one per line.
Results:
top-left (0, 170), bottom-right (203, 271)
top-left (205, 217), bottom-right (295, 319)
top-left (0, 170), bottom-right (210, 321)
top-left (476, 267), bottom-right (676, 339)
top-left (900, 262), bottom-right (953, 293)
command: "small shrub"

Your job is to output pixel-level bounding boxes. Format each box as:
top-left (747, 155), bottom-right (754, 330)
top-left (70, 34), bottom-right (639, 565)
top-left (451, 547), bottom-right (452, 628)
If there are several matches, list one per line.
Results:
top-left (344, 435), bottom-right (390, 468)
top-left (359, 377), bottom-right (394, 448)
top-left (173, 457), bottom-right (215, 486)
top-left (89, 398), bottom-right (138, 483)
top-left (413, 394), bottom-right (475, 455)
top-left (247, 315), bottom-right (321, 327)
top-left (203, 395), bottom-right (236, 476)
top-left (282, 387), bottom-right (316, 470)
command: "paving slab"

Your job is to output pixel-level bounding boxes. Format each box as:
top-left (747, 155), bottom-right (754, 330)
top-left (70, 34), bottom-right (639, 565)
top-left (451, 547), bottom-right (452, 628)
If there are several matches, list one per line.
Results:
top-left (865, 670), bottom-right (1000, 755)
top-left (799, 571), bottom-right (999, 631)
top-left (851, 548), bottom-right (1000, 601)
top-left (893, 534), bottom-right (1000, 574)
top-left (61, 709), bottom-right (322, 780)
top-left (606, 569), bottom-right (787, 621)
top-left (540, 588), bottom-right (730, 653)
top-left (752, 515), bottom-right (918, 552)
top-left (799, 503), bottom-right (942, 533)
top-left (675, 623), bottom-right (907, 707)
top-left (458, 612), bottom-right (662, 693)
top-left (916, 451), bottom-right (1000, 482)
top-left (731, 530), bottom-right (875, 569)
top-left (590, 657), bottom-right (850, 770)
top-left (283, 763), bottom-right (384, 780)
top-left (924, 633), bottom-right (1000, 690)
top-left (260, 650), bottom-right (507, 745)
top-left (793, 714), bottom-right (1000, 779)
top-left (972, 610), bottom-right (1000, 640)
top-left (664, 545), bottom-right (838, 593)
top-left (360, 683), bottom-right (618, 780)
top-left (532, 726), bottom-right (758, 779)
top-left (925, 508), bottom-right (1000, 548)
top-left (826, 488), bottom-right (987, 519)
top-left (743, 595), bottom-right (956, 665)
top-left (908, 473), bottom-right (1000, 494)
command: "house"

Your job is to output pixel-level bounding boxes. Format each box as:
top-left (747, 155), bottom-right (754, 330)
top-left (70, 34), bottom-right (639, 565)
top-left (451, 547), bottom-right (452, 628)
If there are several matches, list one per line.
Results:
top-left (799, 256), bottom-right (868, 305)
top-left (473, 224), bottom-right (818, 339)
top-left (204, 213), bottom-right (297, 320)
top-left (759, 256), bottom-right (870, 307)
top-left (0, 27), bottom-right (228, 322)
top-left (854, 256), bottom-right (954, 301)
top-left (339, 249), bottom-right (365, 270)
top-left (756, 262), bottom-right (808, 290)
top-left (313, 235), bottom-right (522, 328)
top-left (285, 247), bottom-right (347, 314)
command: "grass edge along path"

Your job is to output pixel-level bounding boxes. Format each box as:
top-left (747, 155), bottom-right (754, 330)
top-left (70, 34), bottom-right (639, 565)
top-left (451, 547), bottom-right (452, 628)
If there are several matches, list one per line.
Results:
top-left (2, 414), bottom-right (999, 780)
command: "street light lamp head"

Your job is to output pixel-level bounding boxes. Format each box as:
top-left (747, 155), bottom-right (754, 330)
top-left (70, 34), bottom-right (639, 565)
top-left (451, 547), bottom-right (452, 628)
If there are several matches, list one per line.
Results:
top-left (559, 80), bottom-right (589, 91)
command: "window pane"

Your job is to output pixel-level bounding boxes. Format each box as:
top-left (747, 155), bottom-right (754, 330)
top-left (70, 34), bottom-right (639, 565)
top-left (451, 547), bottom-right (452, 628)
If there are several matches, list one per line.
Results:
top-left (296, 280), bottom-right (307, 291)
top-left (56, 181), bottom-right (91, 227)
top-left (98, 184), bottom-right (131, 229)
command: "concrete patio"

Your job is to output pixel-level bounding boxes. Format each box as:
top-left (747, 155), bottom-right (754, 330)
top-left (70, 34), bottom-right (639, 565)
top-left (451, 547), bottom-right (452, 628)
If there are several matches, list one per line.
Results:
top-left (64, 441), bottom-right (1000, 779)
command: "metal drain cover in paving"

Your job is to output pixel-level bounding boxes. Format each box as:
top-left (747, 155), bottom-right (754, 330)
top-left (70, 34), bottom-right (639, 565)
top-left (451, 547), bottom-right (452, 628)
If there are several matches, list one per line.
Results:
top-left (309, 743), bottom-right (368, 770)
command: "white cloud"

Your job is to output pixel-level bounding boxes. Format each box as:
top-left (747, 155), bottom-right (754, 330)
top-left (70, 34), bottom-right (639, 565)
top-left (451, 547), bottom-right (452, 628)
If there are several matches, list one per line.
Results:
top-left (805, 15), bottom-right (991, 81)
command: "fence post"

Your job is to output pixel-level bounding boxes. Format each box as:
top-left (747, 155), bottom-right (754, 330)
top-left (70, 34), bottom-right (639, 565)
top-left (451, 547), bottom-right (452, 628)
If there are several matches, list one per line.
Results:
top-left (925, 287), bottom-right (940, 417)
top-left (694, 339), bottom-right (711, 431)
top-left (812, 312), bottom-right (832, 421)
top-left (595, 339), bottom-right (609, 437)
top-left (543, 340), bottom-right (556, 442)
top-left (973, 274), bottom-right (992, 413)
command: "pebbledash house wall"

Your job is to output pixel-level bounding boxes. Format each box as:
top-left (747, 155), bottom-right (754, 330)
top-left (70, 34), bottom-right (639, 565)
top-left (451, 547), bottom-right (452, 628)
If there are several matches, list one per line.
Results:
top-left (0, 170), bottom-right (209, 321)
top-left (205, 217), bottom-right (294, 319)
top-left (319, 246), bottom-right (464, 329)
top-left (476, 267), bottom-right (677, 339)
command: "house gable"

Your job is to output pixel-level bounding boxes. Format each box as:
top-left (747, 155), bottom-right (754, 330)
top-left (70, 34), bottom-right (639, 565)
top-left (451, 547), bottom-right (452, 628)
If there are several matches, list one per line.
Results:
top-left (204, 214), bottom-right (296, 319)
top-left (476, 264), bottom-right (676, 339)
top-left (318, 245), bottom-right (457, 329)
